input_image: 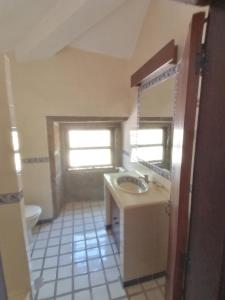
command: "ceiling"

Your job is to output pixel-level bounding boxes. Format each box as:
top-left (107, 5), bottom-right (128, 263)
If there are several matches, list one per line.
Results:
top-left (0, 0), bottom-right (150, 62)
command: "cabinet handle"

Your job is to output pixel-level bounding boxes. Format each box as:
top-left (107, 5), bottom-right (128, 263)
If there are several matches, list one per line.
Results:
top-left (113, 217), bottom-right (117, 220)
top-left (115, 221), bottom-right (119, 225)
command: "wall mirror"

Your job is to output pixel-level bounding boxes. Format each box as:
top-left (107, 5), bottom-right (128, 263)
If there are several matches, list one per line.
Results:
top-left (130, 40), bottom-right (178, 178)
top-left (133, 76), bottom-right (176, 177)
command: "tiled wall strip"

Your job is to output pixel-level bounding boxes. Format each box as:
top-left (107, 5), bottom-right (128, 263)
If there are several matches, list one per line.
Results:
top-left (0, 190), bottom-right (23, 205)
top-left (139, 63), bottom-right (180, 93)
top-left (22, 157), bottom-right (49, 164)
top-left (122, 149), bottom-right (170, 180)
top-left (139, 160), bottom-right (171, 180)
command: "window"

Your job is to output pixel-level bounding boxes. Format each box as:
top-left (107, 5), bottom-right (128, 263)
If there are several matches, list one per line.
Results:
top-left (131, 125), bottom-right (171, 163)
top-left (67, 129), bottom-right (113, 169)
top-left (11, 129), bottom-right (22, 173)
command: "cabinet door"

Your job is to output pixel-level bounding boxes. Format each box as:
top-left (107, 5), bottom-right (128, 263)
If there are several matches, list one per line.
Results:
top-left (111, 199), bottom-right (120, 252)
top-left (166, 12), bottom-right (205, 300)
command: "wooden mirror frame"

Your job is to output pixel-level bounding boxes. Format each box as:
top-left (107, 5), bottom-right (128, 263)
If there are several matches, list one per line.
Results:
top-left (131, 40), bottom-right (178, 87)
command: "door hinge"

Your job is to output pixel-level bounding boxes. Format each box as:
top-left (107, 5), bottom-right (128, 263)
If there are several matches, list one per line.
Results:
top-left (196, 43), bottom-right (207, 75)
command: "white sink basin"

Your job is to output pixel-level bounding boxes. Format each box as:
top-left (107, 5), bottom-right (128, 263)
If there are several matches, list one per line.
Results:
top-left (116, 175), bottom-right (149, 194)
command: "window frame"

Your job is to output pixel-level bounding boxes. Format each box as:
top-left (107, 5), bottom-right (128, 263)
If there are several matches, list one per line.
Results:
top-left (11, 128), bottom-right (22, 173)
top-left (131, 121), bottom-right (172, 164)
top-left (61, 122), bottom-right (122, 171)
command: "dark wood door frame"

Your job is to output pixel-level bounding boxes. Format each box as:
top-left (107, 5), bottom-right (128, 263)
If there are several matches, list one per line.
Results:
top-left (184, 3), bottom-right (225, 299)
top-left (166, 12), bottom-right (206, 300)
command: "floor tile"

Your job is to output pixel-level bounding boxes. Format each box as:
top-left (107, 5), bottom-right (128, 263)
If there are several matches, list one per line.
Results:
top-left (58, 265), bottom-right (73, 279)
top-left (74, 289), bottom-right (91, 300)
top-left (32, 259), bottom-right (43, 271)
top-left (62, 227), bottom-right (73, 235)
top-left (46, 246), bottom-right (59, 257)
top-left (37, 281), bottom-right (55, 299)
top-left (56, 278), bottom-right (73, 296)
top-left (32, 249), bottom-right (45, 259)
top-left (130, 294), bottom-right (146, 300)
top-left (56, 294), bottom-right (72, 300)
top-left (42, 268), bottom-right (57, 282)
top-left (108, 281), bottom-right (126, 299)
top-left (73, 250), bottom-right (86, 262)
top-left (74, 261), bottom-right (88, 275)
top-left (50, 229), bottom-right (61, 238)
top-left (48, 237), bottom-right (60, 247)
top-left (90, 270), bottom-right (105, 286)
top-left (102, 255), bottom-right (117, 269)
top-left (146, 288), bottom-right (164, 300)
top-left (126, 284), bottom-right (143, 295)
top-left (74, 241), bottom-right (86, 251)
top-left (87, 247), bottom-right (100, 259)
top-left (100, 245), bottom-right (113, 257)
top-left (74, 274), bottom-right (89, 290)
top-left (44, 256), bottom-right (58, 268)
top-left (60, 243), bottom-right (73, 254)
top-left (61, 235), bottom-right (73, 244)
top-left (142, 280), bottom-right (158, 290)
top-left (105, 267), bottom-right (120, 282)
top-left (59, 254), bottom-right (73, 266)
top-left (35, 240), bottom-right (48, 249)
top-left (88, 258), bottom-right (102, 272)
top-left (86, 238), bottom-right (98, 248)
top-left (92, 285), bottom-right (109, 300)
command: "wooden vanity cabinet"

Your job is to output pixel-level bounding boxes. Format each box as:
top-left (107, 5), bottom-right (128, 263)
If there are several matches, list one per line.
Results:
top-left (111, 197), bottom-right (120, 252)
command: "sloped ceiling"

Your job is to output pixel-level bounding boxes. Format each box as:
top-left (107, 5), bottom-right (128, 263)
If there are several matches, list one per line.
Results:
top-left (0, 0), bottom-right (150, 62)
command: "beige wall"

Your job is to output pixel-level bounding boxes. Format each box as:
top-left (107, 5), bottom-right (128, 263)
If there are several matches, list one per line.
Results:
top-left (123, 0), bottom-right (206, 171)
top-left (11, 47), bottom-right (130, 219)
top-left (9, 0), bottom-right (207, 219)
top-left (0, 54), bottom-right (30, 300)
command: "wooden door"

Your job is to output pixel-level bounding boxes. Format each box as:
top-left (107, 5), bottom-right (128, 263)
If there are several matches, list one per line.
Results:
top-left (184, 3), bottom-right (225, 299)
top-left (166, 12), bottom-right (205, 300)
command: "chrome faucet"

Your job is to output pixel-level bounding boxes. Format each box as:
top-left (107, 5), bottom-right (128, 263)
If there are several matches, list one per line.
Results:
top-left (139, 174), bottom-right (149, 184)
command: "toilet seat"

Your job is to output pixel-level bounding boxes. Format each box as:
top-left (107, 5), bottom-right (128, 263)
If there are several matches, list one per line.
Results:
top-left (25, 205), bottom-right (42, 221)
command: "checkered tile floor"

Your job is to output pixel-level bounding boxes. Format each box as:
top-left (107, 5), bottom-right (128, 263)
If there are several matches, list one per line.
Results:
top-left (30, 201), bottom-right (165, 300)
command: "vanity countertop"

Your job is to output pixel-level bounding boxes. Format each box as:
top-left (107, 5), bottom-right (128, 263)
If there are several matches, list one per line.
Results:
top-left (104, 172), bottom-right (170, 210)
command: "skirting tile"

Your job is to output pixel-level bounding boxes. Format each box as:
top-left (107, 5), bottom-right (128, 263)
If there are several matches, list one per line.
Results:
top-left (0, 190), bottom-right (23, 205)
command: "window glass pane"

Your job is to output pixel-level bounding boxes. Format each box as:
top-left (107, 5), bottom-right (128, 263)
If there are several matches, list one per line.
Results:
top-left (132, 146), bottom-right (163, 162)
top-left (69, 130), bottom-right (111, 148)
top-left (137, 129), bottom-right (163, 145)
top-left (130, 130), bottom-right (137, 146)
top-left (12, 130), bottom-right (19, 151)
top-left (14, 153), bottom-right (22, 173)
top-left (69, 149), bottom-right (112, 168)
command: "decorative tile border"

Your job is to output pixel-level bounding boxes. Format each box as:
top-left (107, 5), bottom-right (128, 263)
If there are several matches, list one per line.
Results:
top-left (0, 190), bottom-right (23, 205)
top-left (122, 149), bottom-right (170, 180)
top-left (22, 157), bottom-right (49, 164)
top-left (139, 63), bottom-right (180, 93)
top-left (139, 160), bottom-right (171, 180)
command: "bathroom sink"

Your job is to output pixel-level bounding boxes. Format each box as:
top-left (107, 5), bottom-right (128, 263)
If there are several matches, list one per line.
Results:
top-left (116, 175), bottom-right (149, 194)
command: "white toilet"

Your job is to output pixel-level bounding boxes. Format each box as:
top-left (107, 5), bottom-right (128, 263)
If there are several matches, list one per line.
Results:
top-left (25, 205), bottom-right (42, 243)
